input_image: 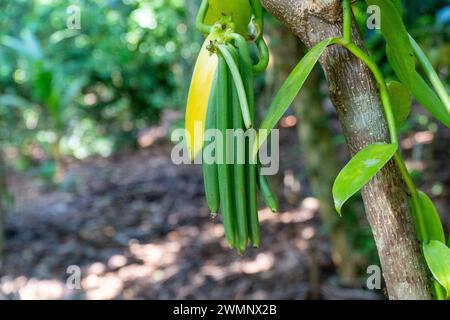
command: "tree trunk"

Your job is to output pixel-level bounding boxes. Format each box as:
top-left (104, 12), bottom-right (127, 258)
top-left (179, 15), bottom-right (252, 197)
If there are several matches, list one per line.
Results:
top-left (261, 0), bottom-right (431, 299)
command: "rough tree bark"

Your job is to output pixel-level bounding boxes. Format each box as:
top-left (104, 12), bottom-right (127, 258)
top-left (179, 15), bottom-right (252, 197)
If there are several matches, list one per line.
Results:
top-left (261, 0), bottom-right (432, 299)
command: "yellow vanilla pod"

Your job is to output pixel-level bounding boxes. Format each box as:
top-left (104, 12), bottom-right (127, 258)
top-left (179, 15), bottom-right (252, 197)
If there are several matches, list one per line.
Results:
top-left (185, 36), bottom-right (218, 160)
top-left (205, 0), bottom-right (252, 36)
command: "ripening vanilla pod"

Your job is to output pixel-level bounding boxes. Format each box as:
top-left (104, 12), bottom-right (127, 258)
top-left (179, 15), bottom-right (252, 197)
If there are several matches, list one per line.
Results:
top-left (184, 0), bottom-right (277, 253)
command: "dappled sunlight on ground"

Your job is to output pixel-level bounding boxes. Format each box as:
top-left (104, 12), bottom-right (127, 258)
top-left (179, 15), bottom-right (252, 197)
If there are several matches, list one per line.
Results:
top-left (4, 120), bottom-right (448, 300)
top-left (1, 277), bottom-right (67, 300)
top-left (0, 140), bottom-right (405, 300)
top-left (0, 202), bottom-right (321, 300)
top-left (0, 197), bottom-right (344, 300)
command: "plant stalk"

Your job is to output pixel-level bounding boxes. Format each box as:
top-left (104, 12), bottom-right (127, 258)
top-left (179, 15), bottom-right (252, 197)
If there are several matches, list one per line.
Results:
top-left (195, 0), bottom-right (212, 34)
top-left (342, 0), bottom-right (352, 43)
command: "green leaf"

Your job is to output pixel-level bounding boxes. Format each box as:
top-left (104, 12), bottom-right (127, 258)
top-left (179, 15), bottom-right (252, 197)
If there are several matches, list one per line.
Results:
top-left (411, 191), bottom-right (445, 243)
top-left (367, 1), bottom-right (450, 127)
top-left (368, 0), bottom-right (450, 127)
top-left (387, 45), bottom-right (450, 128)
top-left (332, 143), bottom-right (397, 214)
top-left (366, 0), bottom-right (415, 80)
top-left (34, 65), bottom-right (53, 104)
top-left (1, 36), bottom-right (26, 55)
top-left (423, 240), bottom-right (450, 298)
top-left (409, 35), bottom-right (450, 115)
top-left (21, 30), bottom-right (42, 61)
top-left (387, 80), bottom-right (411, 126)
top-left (391, 0), bottom-right (403, 16)
top-left (254, 37), bottom-right (336, 158)
top-left (1, 30), bottom-right (42, 61)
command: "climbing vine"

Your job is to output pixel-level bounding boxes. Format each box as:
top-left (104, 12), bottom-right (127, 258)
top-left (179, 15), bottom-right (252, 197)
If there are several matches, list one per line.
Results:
top-left (186, 0), bottom-right (450, 299)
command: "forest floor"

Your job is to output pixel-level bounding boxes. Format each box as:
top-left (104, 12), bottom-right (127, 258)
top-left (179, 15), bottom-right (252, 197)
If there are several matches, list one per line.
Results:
top-left (0, 115), bottom-right (448, 300)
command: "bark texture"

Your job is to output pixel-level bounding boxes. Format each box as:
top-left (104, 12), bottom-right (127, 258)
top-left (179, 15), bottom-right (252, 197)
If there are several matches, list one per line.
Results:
top-left (261, 0), bottom-right (431, 299)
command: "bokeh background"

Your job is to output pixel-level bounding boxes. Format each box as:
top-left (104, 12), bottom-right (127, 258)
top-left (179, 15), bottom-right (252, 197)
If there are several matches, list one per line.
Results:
top-left (0, 0), bottom-right (448, 299)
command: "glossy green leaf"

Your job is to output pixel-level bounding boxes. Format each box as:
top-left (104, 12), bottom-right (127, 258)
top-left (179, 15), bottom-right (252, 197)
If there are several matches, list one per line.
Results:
top-left (366, 0), bottom-right (415, 80)
top-left (253, 37), bottom-right (336, 158)
top-left (423, 240), bottom-right (450, 298)
top-left (387, 48), bottom-right (450, 128)
top-left (369, 0), bottom-right (450, 127)
top-left (387, 80), bottom-right (411, 126)
top-left (411, 190), bottom-right (445, 243)
top-left (332, 143), bottom-right (397, 214)
top-left (34, 64), bottom-right (53, 104)
top-left (1, 30), bottom-right (42, 61)
top-left (391, 0), bottom-right (403, 16)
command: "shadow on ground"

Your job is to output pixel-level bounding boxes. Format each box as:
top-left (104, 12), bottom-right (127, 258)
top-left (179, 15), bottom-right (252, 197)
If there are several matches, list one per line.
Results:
top-left (0, 141), bottom-right (382, 300)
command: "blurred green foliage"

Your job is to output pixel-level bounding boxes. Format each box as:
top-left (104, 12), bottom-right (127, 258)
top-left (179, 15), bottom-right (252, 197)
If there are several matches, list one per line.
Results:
top-left (353, 0), bottom-right (449, 138)
top-left (355, 0), bottom-right (449, 80)
top-left (0, 0), bottom-right (447, 176)
top-left (0, 0), bottom-right (202, 168)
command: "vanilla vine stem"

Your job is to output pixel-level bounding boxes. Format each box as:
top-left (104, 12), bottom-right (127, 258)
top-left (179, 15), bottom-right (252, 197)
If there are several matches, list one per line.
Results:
top-left (337, 1), bottom-right (447, 299)
top-left (250, 0), bottom-right (264, 36)
top-left (342, 0), bottom-right (352, 43)
top-left (334, 37), bottom-right (428, 233)
top-left (336, 0), bottom-right (424, 227)
top-left (337, 2), bottom-right (425, 238)
top-left (195, 0), bottom-right (211, 34)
